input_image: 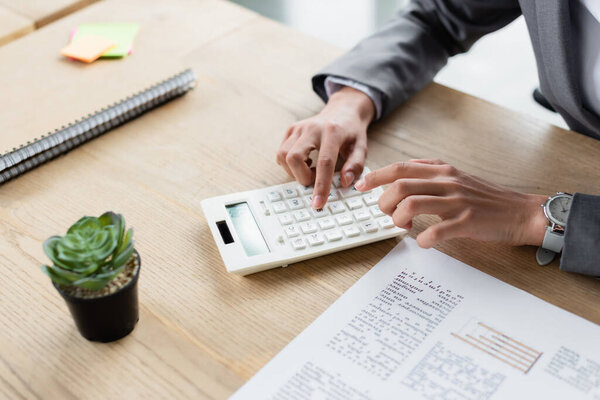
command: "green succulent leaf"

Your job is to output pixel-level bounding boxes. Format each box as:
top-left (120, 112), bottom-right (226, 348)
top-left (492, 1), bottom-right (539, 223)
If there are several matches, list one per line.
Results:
top-left (95, 263), bottom-right (128, 281)
top-left (43, 236), bottom-right (79, 271)
top-left (41, 265), bottom-right (73, 286)
top-left (117, 228), bottom-right (133, 255)
top-left (72, 276), bottom-right (112, 291)
top-left (41, 212), bottom-right (135, 291)
top-left (112, 240), bottom-right (134, 270)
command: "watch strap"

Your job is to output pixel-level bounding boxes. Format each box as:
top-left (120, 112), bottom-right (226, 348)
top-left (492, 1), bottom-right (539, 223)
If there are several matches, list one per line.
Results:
top-left (536, 247), bottom-right (556, 266)
top-left (542, 226), bottom-right (564, 253)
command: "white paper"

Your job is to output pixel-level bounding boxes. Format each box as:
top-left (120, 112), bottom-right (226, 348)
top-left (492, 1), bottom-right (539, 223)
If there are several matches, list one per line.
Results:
top-left (232, 238), bottom-right (600, 400)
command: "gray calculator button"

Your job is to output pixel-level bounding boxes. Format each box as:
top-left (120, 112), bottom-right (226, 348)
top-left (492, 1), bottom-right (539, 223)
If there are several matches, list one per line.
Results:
top-left (343, 225), bottom-right (360, 237)
top-left (361, 221), bottom-right (378, 233)
top-left (287, 198), bottom-right (303, 210)
top-left (292, 237), bottom-right (306, 250)
top-left (370, 205), bottom-right (384, 217)
top-left (338, 186), bottom-right (363, 198)
top-left (278, 213), bottom-right (293, 225)
top-left (285, 225), bottom-right (300, 238)
top-left (305, 190), bottom-right (338, 204)
top-left (283, 188), bottom-right (298, 199)
top-left (272, 202), bottom-right (287, 213)
top-left (328, 201), bottom-right (345, 214)
top-left (294, 210), bottom-right (311, 222)
top-left (332, 175), bottom-right (342, 188)
top-left (299, 185), bottom-right (313, 195)
top-left (307, 233), bottom-right (325, 246)
top-left (325, 230), bottom-right (343, 242)
top-left (318, 217), bottom-right (335, 230)
top-left (345, 197), bottom-right (363, 210)
top-left (378, 216), bottom-right (395, 229)
top-left (267, 191), bottom-right (282, 202)
top-left (353, 209), bottom-right (370, 221)
top-left (336, 214), bottom-right (353, 226)
top-left (300, 221), bottom-right (318, 234)
top-left (310, 208), bottom-right (330, 218)
top-left (363, 192), bottom-right (378, 206)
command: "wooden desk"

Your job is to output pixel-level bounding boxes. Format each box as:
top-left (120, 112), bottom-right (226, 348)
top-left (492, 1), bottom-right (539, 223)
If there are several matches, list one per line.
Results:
top-left (0, 0), bottom-right (100, 28)
top-left (0, 6), bottom-right (34, 46)
top-left (0, 0), bottom-right (599, 398)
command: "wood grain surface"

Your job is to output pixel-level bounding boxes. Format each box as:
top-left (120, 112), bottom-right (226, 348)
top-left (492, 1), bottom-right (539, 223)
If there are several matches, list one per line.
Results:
top-left (0, 0), bottom-right (599, 398)
top-left (0, 0), bottom-right (100, 28)
top-left (0, 6), bottom-right (34, 46)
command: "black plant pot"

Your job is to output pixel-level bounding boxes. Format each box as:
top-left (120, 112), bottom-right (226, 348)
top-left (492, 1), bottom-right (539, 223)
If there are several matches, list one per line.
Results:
top-left (54, 250), bottom-right (141, 342)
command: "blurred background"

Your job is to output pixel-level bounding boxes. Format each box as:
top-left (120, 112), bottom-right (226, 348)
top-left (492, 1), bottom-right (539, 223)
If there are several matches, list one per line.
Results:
top-left (230, 0), bottom-right (566, 128)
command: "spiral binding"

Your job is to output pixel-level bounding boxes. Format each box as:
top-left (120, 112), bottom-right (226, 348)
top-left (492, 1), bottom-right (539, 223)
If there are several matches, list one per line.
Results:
top-left (0, 68), bottom-right (197, 185)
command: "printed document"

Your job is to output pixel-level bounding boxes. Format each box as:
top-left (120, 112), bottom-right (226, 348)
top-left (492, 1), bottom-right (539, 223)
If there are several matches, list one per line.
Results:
top-left (232, 238), bottom-right (600, 399)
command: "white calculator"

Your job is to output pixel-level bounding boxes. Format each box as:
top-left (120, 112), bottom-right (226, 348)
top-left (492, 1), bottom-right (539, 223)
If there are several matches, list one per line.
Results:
top-left (201, 168), bottom-right (406, 275)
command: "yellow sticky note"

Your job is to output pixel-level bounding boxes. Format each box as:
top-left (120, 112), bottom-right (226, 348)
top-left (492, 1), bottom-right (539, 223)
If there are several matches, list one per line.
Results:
top-left (60, 35), bottom-right (116, 63)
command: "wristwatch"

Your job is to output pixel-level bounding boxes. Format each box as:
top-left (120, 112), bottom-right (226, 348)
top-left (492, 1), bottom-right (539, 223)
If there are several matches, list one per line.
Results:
top-left (536, 192), bottom-right (573, 266)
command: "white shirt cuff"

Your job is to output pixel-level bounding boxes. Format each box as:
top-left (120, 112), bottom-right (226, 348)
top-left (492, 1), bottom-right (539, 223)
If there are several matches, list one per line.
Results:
top-left (324, 76), bottom-right (383, 120)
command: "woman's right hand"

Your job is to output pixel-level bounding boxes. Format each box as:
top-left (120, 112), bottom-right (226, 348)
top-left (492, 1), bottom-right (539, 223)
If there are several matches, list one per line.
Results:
top-left (276, 86), bottom-right (375, 210)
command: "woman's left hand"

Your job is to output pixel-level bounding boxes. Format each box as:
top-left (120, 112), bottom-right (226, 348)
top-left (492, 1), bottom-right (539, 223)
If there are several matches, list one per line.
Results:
top-left (354, 159), bottom-right (549, 249)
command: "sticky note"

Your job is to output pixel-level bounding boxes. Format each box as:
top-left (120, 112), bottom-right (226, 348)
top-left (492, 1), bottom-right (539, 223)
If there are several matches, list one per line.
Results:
top-left (60, 35), bottom-right (116, 63)
top-left (71, 23), bottom-right (139, 58)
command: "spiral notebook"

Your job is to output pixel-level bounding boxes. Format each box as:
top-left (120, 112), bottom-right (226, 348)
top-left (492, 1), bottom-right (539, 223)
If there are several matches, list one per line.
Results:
top-left (0, 68), bottom-right (197, 185)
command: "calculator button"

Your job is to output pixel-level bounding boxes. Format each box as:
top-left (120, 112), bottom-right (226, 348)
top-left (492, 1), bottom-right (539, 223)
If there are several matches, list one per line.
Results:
top-left (332, 175), bottom-right (342, 188)
top-left (299, 185), bottom-right (314, 195)
top-left (325, 230), bottom-right (343, 242)
top-left (363, 192), bottom-right (379, 206)
top-left (361, 221), bottom-right (378, 233)
top-left (310, 208), bottom-right (330, 218)
top-left (293, 210), bottom-right (311, 222)
top-left (307, 233), bottom-right (325, 246)
top-left (278, 213), bottom-right (293, 225)
top-left (338, 186), bottom-right (363, 198)
top-left (353, 209), bottom-right (370, 221)
top-left (300, 221), bottom-right (318, 234)
top-left (283, 188), bottom-right (298, 199)
top-left (287, 198), bottom-right (303, 210)
top-left (318, 217), bottom-right (336, 230)
top-left (378, 216), bottom-right (395, 229)
top-left (292, 237), bottom-right (306, 250)
top-left (306, 190), bottom-right (338, 204)
top-left (336, 214), bottom-right (353, 226)
top-left (370, 205), bottom-right (384, 217)
top-left (304, 195), bottom-right (313, 207)
top-left (328, 201), bottom-right (346, 214)
top-left (272, 202), bottom-right (287, 213)
top-left (345, 197), bottom-right (363, 210)
top-left (285, 225), bottom-right (300, 238)
top-left (343, 225), bottom-right (360, 238)
top-left (267, 191), bottom-right (282, 202)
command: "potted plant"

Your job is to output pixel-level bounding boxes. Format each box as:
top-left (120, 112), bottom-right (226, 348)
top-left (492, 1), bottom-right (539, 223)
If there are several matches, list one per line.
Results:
top-left (41, 211), bottom-right (140, 342)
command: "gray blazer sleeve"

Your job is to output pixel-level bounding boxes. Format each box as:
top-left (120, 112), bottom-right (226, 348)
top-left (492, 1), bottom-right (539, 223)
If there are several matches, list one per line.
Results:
top-left (560, 193), bottom-right (600, 276)
top-left (312, 0), bottom-right (521, 118)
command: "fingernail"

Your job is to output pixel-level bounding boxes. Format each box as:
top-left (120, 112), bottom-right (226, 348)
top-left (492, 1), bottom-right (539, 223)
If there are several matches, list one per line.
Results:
top-left (355, 178), bottom-right (365, 191)
top-left (344, 171), bottom-right (355, 186)
top-left (312, 195), bottom-right (323, 209)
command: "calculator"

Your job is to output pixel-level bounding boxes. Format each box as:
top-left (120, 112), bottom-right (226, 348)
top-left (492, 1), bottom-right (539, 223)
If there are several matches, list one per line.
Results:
top-left (201, 168), bottom-right (406, 275)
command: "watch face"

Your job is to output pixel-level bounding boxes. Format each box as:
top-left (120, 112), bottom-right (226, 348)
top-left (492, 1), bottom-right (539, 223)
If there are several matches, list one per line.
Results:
top-left (547, 194), bottom-right (572, 225)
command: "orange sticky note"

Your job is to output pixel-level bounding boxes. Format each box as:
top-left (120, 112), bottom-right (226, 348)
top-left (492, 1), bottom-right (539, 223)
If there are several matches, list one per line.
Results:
top-left (60, 35), bottom-right (116, 63)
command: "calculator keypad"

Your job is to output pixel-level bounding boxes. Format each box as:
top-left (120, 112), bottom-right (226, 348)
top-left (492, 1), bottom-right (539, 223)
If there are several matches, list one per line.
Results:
top-left (263, 174), bottom-right (398, 251)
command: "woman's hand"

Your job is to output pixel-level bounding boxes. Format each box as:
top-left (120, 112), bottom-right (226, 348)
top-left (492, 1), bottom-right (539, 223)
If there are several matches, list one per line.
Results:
top-left (355, 159), bottom-right (549, 248)
top-left (277, 86), bottom-right (375, 210)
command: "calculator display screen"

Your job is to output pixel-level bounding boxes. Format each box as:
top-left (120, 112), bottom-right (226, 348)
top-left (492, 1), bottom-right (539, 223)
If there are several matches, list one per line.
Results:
top-left (226, 202), bottom-right (270, 256)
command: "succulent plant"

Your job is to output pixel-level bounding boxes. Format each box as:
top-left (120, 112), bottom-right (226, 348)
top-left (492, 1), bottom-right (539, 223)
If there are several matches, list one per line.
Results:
top-left (41, 212), bottom-right (134, 291)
